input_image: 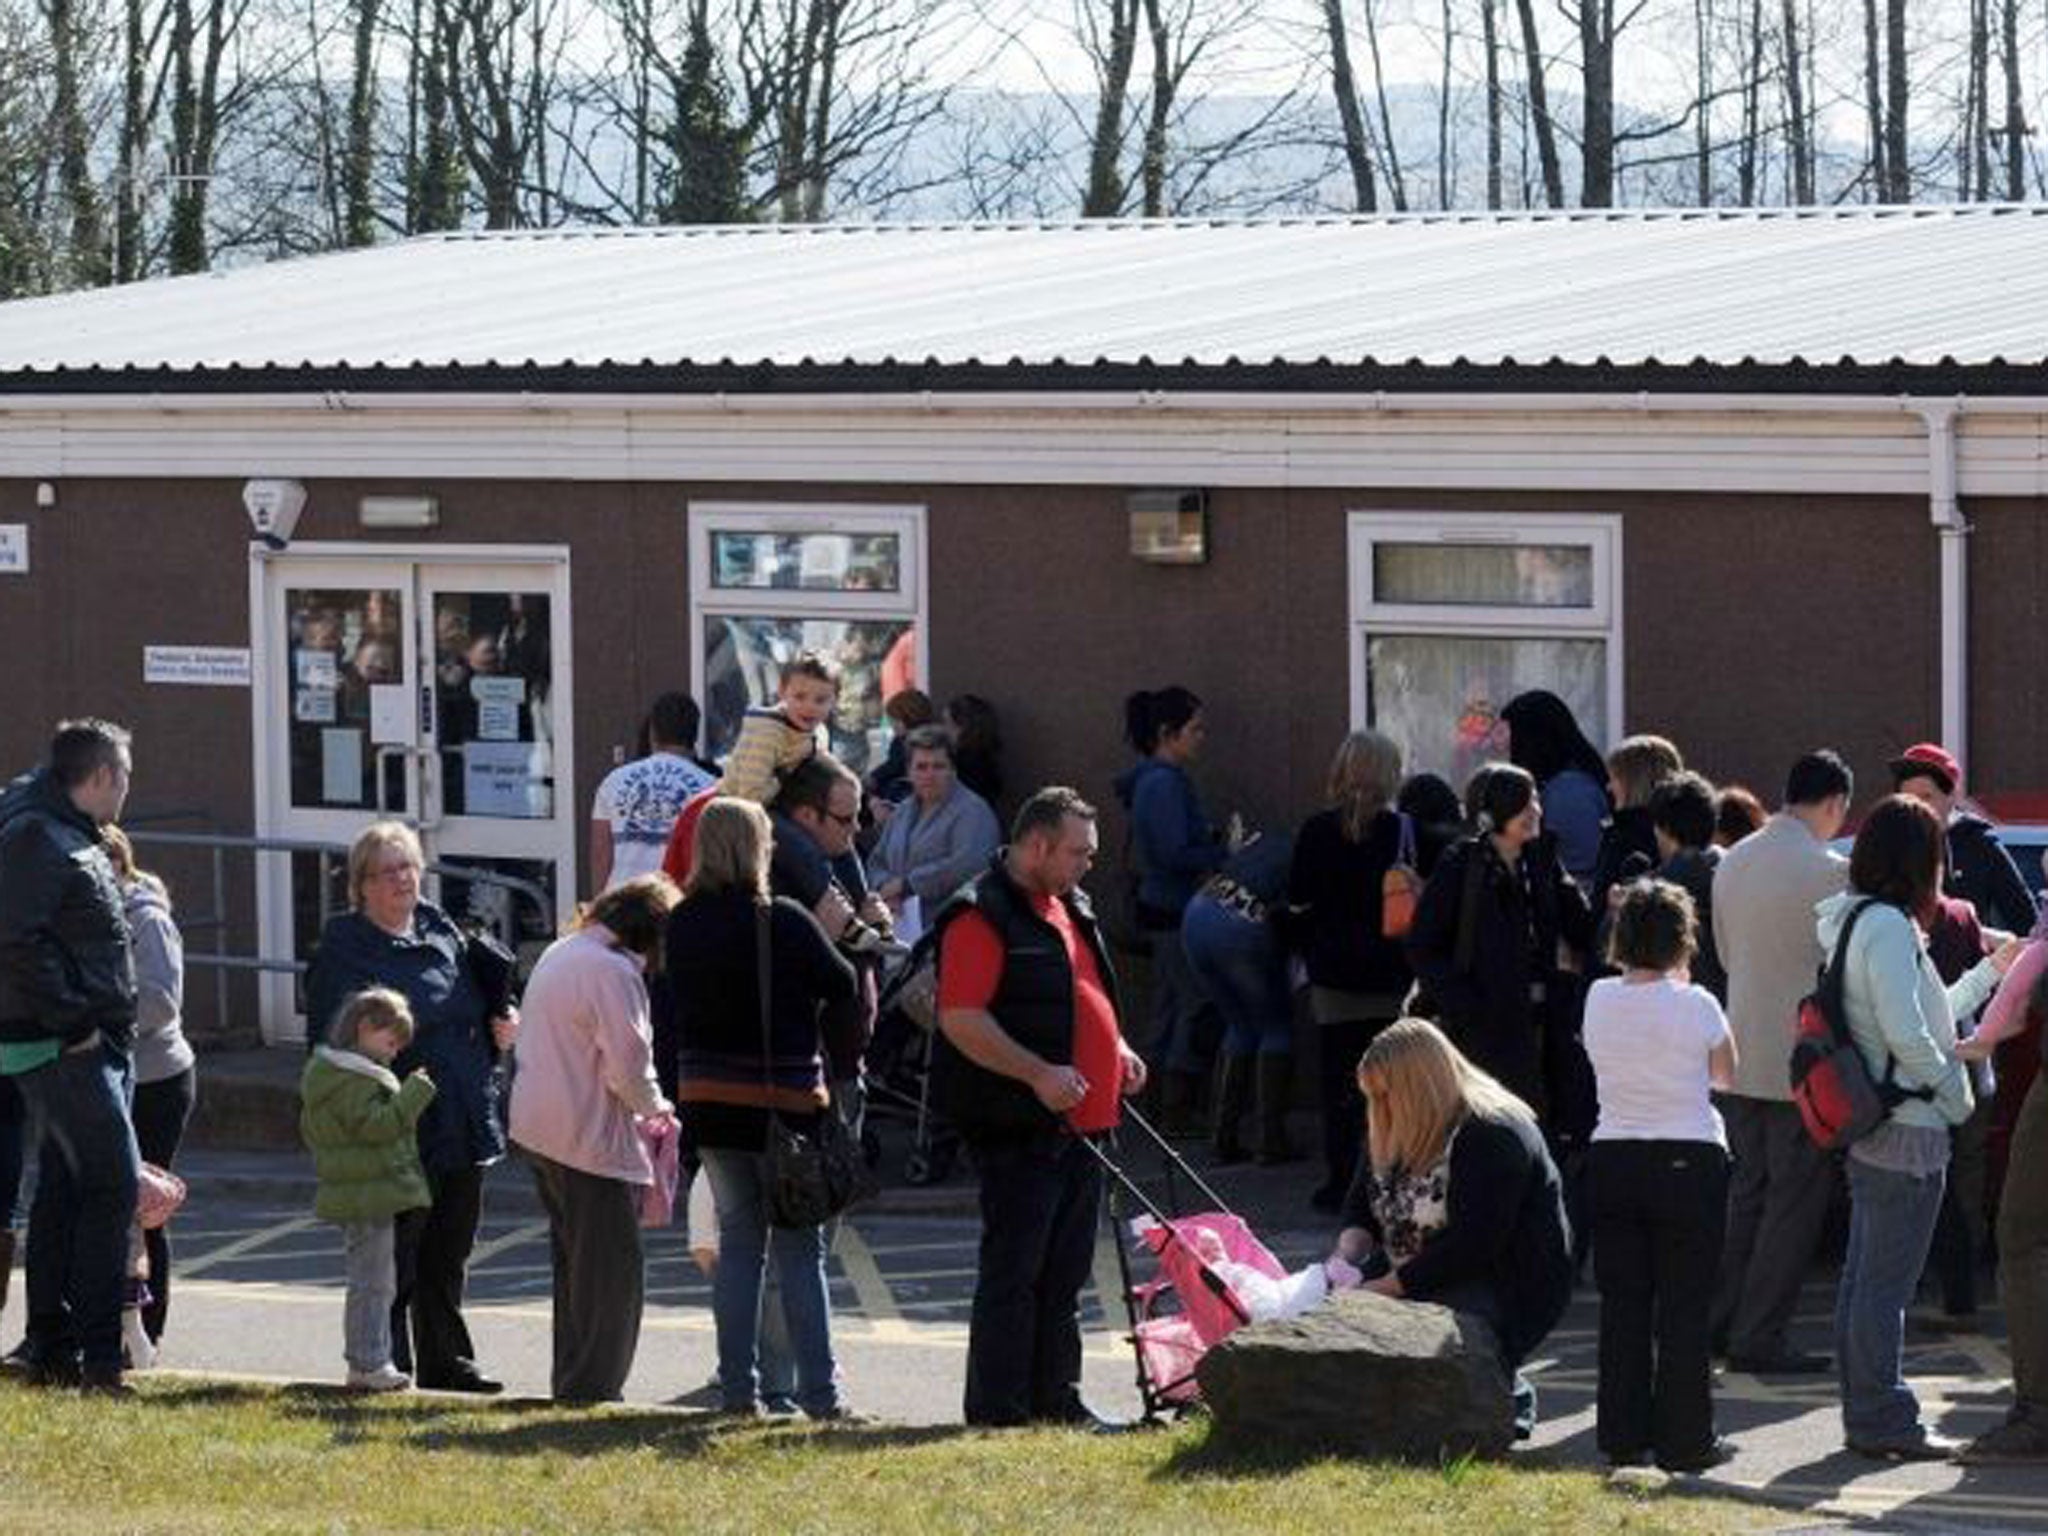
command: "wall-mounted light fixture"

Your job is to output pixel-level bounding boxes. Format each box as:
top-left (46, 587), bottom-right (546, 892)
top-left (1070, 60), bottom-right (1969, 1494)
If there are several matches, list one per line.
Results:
top-left (1128, 489), bottom-right (1209, 565)
top-left (359, 495), bottom-right (441, 530)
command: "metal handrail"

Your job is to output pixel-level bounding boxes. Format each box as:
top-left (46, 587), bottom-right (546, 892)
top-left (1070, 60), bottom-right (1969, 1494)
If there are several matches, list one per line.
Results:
top-left (127, 828), bottom-right (557, 1039)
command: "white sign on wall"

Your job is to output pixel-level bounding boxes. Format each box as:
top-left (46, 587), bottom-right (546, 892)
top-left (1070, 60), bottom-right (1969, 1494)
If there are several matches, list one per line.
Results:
top-left (0, 525), bottom-right (26, 574)
top-left (144, 645), bottom-right (253, 687)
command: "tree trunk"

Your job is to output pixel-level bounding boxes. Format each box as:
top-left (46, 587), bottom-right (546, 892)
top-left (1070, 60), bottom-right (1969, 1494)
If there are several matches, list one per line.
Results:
top-left (1482, 0), bottom-right (1502, 208)
top-left (117, 0), bottom-right (146, 281)
top-left (167, 0), bottom-right (205, 272)
top-left (1884, 0), bottom-right (1908, 201)
top-left (1513, 0), bottom-right (1563, 207)
top-left (345, 0), bottom-right (383, 246)
top-left (1577, 0), bottom-right (1615, 207)
top-left (1140, 0), bottom-right (1171, 215)
top-left (1968, 0), bottom-right (1991, 197)
top-left (1693, 0), bottom-right (1713, 205)
top-left (1323, 0), bottom-right (1378, 211)
top-left (1436, 0), bottom-right (1452, 208)
top-left (1861, 0), bottom-right (1885, 199)
top-left (1781, 0), bottom-right (1811, 203)
top-left (1737, 0), bottom-right (1762, 204)
top-left (1362, 0), bottom-right (1407, 210)
top-left (47, 0), bottom-right (109, 285)
top-left (2001, 0), bottom-right (2024, 198)
top-left (1081, 0), bottom-right (1139, 216)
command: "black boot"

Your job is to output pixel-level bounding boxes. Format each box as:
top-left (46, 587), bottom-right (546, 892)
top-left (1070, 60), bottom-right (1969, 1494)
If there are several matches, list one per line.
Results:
top-left (1255, 1055), bottom-right (1301, 1166)
top-left (1211, 1056), bottom-right (1253, 1164)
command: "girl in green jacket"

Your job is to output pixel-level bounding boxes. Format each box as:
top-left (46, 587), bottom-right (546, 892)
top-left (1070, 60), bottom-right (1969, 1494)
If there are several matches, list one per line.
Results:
top-left (300, 987), bottom-right (436, 1392)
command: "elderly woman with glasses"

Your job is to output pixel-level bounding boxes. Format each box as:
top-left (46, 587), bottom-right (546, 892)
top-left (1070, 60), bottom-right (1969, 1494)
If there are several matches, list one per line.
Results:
top-left (305, 819), bottom-right (519, 1395)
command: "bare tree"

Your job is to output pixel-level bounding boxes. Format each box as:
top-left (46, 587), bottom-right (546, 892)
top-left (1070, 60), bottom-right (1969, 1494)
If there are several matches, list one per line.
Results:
top-left (1481, 0), bottom-right (1503, 207)
top-left (1513, 0), bottom-right (1563, 206)
top-left (1780, 0), bottom-right (1812, 202)
top-left (1077, 0), bottom-right (1140, 214)
top-left (1861, 0), bottom-right (1885, 198)
top-left (1998, 0), bottom-right (2023, 197)
top-left (1883, 0), bottom-right (1907, 200)
top-left (1321, 0), bottom-right (1377, 210)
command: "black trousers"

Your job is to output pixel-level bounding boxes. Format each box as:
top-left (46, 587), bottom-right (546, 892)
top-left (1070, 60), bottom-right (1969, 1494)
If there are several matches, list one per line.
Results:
top-left (963, 1129), bottom-right (1103, 1427)
top-left (528, 1151), bottom-right (645, 1403)
top-left (392, 1164), bottom-right (484, 1383)
top-left (1315, 1016), bottom-right (1394, 1195)
top-left (130, 1067), bottom-right (196, 1344)
top-left (1593, 1138), bottom-right (1729, 1464)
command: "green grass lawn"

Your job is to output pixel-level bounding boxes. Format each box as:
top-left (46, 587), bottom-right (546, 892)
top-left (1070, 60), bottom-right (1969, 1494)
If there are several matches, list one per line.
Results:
top-left (0, 1376), bottom-right (1788, 1535)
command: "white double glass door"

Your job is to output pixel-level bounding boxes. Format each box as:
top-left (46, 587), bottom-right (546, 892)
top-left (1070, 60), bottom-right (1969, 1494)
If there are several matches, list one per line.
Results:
top-left (252, 545), bottom-right (575, 1041)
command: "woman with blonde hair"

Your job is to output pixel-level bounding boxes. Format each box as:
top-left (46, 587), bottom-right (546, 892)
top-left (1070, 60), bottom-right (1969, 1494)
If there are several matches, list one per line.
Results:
top-left (666, 797), bottom-right (859, 1419)
top-left (1287, 730), bottom-right (1417, 1210)
top-left (1330, 1018), bottom-right (1573, 1435)
top-left (1591, 735), bottom-right (1687, 917)
top-left (509, 873), bottom-right (681, 1403)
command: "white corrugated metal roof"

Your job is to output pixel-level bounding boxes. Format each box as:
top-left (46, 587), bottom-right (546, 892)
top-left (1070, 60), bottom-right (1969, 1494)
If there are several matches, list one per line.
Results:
top-left (3, 206), bottom-right (2047, 377)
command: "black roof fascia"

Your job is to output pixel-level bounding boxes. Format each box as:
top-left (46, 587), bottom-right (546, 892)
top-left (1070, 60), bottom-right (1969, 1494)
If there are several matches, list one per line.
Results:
top-left (2, 357), bottom-right (2047, 397)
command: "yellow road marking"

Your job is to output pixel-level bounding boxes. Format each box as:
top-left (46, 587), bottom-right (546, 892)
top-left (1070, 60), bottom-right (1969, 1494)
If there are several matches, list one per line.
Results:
top-left (174, 1217), bottom-right (319, 1279)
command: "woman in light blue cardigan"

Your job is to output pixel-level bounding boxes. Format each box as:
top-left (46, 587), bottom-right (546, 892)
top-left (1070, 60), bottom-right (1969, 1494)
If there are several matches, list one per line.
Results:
top-left (1816, 794), bottom-right (2018, 1462)
top-left (866, 726), bottom-right (1001, 913)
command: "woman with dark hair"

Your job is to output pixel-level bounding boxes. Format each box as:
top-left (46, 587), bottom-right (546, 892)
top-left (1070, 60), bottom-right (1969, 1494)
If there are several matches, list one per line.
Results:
top-left (1287, 730), bottom-right (1414, 1208)
top-left (1405, 764), bottom-right (1595, 1130)
top-left (509, 874), bottom-right (681, 1403)
top-left (1817, 795), bottom-right (2019, 1461)
top-left (944, 694), bottom-right (1005, 812)
top-left (1500, 690), bottom-right (1610, 892)
top-left (1713, 785), bottom-right (1768, 848)
top-left (1397, 772), bottom-right (1465, 877)
top-left (1115, 686), bottom-right (1230, 1130)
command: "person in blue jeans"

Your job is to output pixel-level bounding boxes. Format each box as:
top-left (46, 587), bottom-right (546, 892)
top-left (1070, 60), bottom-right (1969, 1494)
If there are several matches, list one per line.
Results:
top-left (0, 719), bottom-right (144, 1393)
top-left (1816, 795), bottom-right (2020, 1462)
top-left (670, 798), bottom-right (859, 1419)
top-left (1181, 827), bottom-right (1297, 1164)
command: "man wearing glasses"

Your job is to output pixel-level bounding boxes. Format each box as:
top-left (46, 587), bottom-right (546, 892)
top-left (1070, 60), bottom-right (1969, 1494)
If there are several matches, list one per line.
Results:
top-left (0, 719), bottom-right (143, 1393)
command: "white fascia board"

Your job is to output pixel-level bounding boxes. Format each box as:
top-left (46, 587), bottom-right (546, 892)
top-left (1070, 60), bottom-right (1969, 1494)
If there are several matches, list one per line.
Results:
top-left (0, 390), bottom-right (2043, 496)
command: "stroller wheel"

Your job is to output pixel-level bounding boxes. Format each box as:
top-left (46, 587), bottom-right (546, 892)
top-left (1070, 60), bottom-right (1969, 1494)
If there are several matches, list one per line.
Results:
top-left (903, 1150), bottom-right (935, 1186)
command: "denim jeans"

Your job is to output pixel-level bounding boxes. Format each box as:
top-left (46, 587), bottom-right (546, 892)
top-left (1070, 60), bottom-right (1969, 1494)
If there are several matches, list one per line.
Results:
top-left (1181, 897), bottom-right (1293, 1060)
top-left (17, 1040), bottom-right (141, 1373)
top-left (342, 1220), bottom-right (398, 1374)
top-left (1836, 1154), bottom-right (1948, 1445)
top-left (963, 1128), bottom-right (1103, 1426)
top-left (699, 1145), bottom-right (838, 1416)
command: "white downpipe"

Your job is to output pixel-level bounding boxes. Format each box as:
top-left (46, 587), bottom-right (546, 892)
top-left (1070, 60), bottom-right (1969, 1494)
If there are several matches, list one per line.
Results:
top-left (1916, 401), bottom-right (1968, 772)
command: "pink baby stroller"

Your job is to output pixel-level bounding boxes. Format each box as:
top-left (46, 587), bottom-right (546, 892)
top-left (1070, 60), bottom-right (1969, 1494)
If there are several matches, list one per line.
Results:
top-left (1081, 1109), bottom-right (1292, 1420)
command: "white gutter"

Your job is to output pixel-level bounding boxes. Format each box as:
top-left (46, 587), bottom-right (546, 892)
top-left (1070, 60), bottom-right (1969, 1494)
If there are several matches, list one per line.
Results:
top-left (1914, 401), bottom-right (1969, 773)
top-left (3, 388), bottom-right (2048, 417)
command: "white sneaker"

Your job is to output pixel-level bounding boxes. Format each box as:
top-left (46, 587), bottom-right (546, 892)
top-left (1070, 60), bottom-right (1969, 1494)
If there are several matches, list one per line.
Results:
top-left (345, 1364), bottom-right (412, 1393)
top-left (121, 1308), bottom-right (157, 1372)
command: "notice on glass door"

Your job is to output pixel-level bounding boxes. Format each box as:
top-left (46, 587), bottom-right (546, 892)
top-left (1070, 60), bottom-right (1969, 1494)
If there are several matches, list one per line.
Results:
top-left (322, 729), bottom-right (365, 806)
top-left (463, 741), bottom-right (548, 819)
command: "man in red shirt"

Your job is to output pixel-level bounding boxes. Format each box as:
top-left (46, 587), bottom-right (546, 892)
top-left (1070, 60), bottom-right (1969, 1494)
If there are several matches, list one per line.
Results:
top-left (937, 786), bottom-right (1146, 1430)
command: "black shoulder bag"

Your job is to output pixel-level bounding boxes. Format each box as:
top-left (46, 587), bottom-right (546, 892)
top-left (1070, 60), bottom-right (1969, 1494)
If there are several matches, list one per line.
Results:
top-left (759, 903), bottom-right (878, 1229)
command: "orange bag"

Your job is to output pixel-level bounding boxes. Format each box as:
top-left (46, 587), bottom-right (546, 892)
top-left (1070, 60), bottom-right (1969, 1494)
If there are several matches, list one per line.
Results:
top-left (1380, 814), bottom-right (1421, 939)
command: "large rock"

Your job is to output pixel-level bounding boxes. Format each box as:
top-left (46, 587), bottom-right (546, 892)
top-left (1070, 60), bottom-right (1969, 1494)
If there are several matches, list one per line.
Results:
top-left (1195, 1289), bottom-right (1514, 1462)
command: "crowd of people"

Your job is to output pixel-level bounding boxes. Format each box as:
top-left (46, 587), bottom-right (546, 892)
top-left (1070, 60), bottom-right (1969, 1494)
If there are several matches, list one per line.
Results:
top-left (3, 671), bottom-right (2047, 1473)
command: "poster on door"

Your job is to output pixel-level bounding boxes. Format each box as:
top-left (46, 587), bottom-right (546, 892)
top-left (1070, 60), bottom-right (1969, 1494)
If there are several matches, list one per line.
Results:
top-left (462, 741), bottom-right (550, 819)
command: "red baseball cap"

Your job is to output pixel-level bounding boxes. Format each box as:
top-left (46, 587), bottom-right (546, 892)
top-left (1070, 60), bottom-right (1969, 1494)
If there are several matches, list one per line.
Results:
top-left (1888, 742), bottom-right (1960, 795)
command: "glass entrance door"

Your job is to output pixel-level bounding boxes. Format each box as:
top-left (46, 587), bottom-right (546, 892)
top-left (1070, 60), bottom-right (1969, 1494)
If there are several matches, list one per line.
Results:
top-left (255, 549), bottom-right (575, 1043)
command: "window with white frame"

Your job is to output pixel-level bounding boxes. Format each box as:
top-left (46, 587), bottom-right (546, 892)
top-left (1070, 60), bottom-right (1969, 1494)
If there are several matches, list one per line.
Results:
top-left (1348, 513), bottom-right (1623, 786)
top-left (689, 502), bottom-right (927, 778)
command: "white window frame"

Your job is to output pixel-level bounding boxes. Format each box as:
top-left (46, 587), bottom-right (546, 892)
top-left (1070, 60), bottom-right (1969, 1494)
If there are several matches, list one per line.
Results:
top-left (1346, 510), bottom-right (1625, 758)
top-left (688, 500), bottom-right (929, 754)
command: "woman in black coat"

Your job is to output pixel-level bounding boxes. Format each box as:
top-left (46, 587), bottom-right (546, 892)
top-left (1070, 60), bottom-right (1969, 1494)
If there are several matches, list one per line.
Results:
top-left (304, 819), bottom-right (517, 1394)
top-left (1332, 1018), bottom-right (1573, 1436)
top-left (1405, 764), bottom-right (1595, 1136)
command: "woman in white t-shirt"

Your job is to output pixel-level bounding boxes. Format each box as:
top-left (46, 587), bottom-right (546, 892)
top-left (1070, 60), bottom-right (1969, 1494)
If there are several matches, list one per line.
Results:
top-left (1584, 877), bottom-right (1738, 1474)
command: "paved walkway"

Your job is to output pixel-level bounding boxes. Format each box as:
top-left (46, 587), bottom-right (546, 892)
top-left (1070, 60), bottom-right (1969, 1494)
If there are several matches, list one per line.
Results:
top-left (21, 1140), bottom-right (2048, 1532)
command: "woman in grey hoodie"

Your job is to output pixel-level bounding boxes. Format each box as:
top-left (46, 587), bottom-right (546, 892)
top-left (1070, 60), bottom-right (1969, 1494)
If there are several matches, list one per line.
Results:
top-left (104, 827), bottom-right (196, 1353)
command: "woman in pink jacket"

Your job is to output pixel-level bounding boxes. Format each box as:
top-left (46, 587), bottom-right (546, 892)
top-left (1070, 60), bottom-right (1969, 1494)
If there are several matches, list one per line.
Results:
top-left (508, 874), bottom-right (680, 1403)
